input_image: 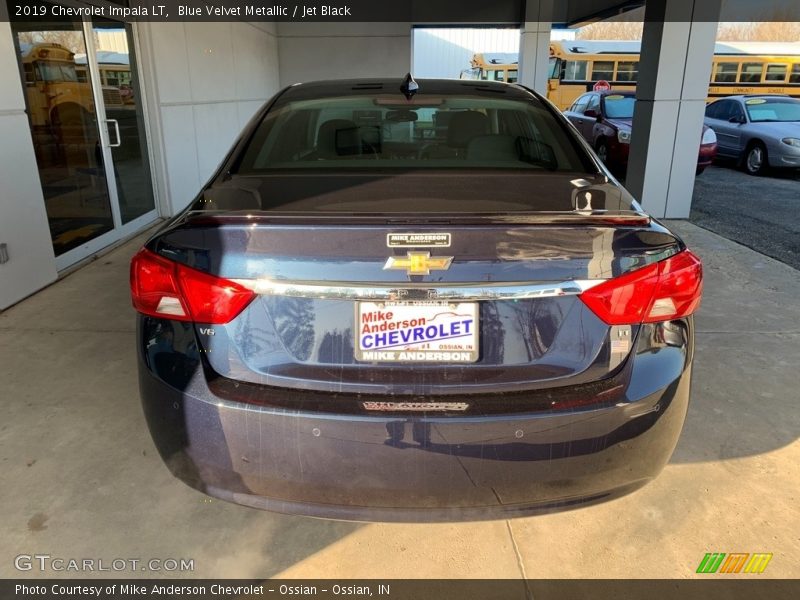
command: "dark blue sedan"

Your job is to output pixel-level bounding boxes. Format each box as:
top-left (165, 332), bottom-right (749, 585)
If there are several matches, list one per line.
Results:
top-left (130, 77), bottom-right (702, 521)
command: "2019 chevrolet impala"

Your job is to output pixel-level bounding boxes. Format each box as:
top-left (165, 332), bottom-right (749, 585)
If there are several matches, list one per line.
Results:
top-left (131, 76), bottom-right (702, 521)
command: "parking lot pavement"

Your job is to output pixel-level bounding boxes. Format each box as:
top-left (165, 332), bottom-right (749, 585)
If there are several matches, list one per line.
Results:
top-left (691, 165), bottom-right (800, 270)
top-left (1, 221), bottom-right (798, 579)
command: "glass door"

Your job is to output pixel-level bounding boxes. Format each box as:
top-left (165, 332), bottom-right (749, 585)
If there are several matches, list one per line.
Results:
top-left (9, 3), bottom-right (156, 270)
top-left (89, 19), bottom-right (155, 226)
top-left (10, 12), bottom-right (116, 259)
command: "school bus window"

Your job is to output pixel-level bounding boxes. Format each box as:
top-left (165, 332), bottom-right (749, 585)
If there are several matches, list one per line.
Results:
top-left (713, 62), bottom-right (738, 83)
top-left (739, 63), bottom-right (763, 83)
top-left (765, 64), bottom-right (787, 82)
top-left (548, 57), bottom-right (560, 79)
top-left (591, 60), bottom-right (614, 81)
top-left (104, 69), bottom-right (131, 87)
top-left (616, 61), bottom-right (638, 82)
top-left (564, 60), bottom-right (588, 81)
top-left (791, 64), bottom-right (800, 84)
top-left (507, 69), bottom-right (518, 83)
top-left (23, 63), bottom-right (34, 84)
top-left (36, 60), bottom-right (78, 83)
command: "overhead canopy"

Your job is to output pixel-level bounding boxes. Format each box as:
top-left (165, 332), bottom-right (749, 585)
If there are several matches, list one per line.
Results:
top-left (411, 0), bottom-right (800, 26)
top-left (408, 0), bottom-right (644, 26)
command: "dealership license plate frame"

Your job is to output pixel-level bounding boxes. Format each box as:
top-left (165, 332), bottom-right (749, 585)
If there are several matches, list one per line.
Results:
top-left (355, 301), bottom-right (480, 363)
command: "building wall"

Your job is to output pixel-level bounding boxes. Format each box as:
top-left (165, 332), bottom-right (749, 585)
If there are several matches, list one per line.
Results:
top-left (412, 27), bottom-right (520, 80)
top-left (0, 20), bottom-right (58, 309)
top-left (139, 21), bottom-right (281, 216)
top-left (276, 23), bottom-right (411, 86)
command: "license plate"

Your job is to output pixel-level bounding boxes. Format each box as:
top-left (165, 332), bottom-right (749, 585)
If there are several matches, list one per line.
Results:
top-left (355, 301), bottom-right (479, 363)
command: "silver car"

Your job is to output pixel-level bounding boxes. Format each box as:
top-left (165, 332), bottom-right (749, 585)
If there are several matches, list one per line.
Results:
top-left (704, 95), bottom-right (800, 175)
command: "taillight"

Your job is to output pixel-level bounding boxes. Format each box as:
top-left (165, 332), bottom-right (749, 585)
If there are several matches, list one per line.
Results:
top-left (579, 250), bottom-right (702, 325)
top-left (130, 248), bottom-right (255, 324)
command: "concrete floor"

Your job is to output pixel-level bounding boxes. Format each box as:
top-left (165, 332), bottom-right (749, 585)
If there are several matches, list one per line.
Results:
top-left (1, 220), bottom-right (798, 579)
top-left (691, 165), bottom-right (800, 270)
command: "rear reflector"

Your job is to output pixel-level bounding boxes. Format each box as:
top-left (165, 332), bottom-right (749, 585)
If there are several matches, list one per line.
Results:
top-left (130, 248), bottom-right (255, 324)
top-left (579, 250), bottom-right (702, 325)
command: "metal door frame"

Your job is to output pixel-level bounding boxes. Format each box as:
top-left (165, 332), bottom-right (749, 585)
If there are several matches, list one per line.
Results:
top-left (53, 12), bottom-right (159, 271)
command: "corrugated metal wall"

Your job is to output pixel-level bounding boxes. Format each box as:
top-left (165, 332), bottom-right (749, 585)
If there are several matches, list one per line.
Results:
top-left (412, 27), bottom-right (521, 79)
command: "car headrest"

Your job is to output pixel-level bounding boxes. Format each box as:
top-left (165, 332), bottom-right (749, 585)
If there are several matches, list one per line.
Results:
top-left (447, 111), bottom-right (489, 148)
top-left (466, 135), bottom-right (520, 162)
top-left (317, 119), bottom-right (359, 157)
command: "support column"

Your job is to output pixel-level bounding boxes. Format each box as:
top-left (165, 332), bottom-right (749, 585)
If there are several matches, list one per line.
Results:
top-left (518, 0), bottom-right (553, 94)
top-left (625, 0), bottom-right (721, 218)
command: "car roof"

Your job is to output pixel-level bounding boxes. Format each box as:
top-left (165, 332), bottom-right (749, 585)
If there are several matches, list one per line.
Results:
top-left (711, 94), bottom-right (795, 102)
top-left (598, 90), bottom-right (635, 96)
top-left (280, 78), bottom-right (537, 101)
top-left (571, 90), bottom-right (634, 99)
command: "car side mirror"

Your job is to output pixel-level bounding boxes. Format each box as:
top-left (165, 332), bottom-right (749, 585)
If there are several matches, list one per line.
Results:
top-left (728, 115), bottom-right (745, 124)
top-left (584, 109), bottom-right (599, 118)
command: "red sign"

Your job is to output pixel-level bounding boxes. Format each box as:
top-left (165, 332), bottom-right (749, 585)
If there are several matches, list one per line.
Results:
top-left (593, 80), bottom-right (611, 92)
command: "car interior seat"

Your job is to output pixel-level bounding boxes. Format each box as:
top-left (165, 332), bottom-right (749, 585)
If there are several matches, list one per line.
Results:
top-left (421, 110), bottom-right (490, 159)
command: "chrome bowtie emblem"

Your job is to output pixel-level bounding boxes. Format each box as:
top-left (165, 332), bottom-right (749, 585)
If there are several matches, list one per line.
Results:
top-left (383, 252), bottom-right (454, 276)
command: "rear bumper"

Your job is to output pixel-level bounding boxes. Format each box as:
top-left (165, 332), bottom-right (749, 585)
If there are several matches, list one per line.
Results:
top-left (138, 318), bottom-right (693, 522)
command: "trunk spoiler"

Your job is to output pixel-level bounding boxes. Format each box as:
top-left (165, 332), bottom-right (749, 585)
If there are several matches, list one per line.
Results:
top-left (178, 210), bottom-right (651, 228)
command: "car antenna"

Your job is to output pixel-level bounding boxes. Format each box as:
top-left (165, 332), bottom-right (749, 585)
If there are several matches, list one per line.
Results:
top-left (400, 73), bottom-right (419, 100)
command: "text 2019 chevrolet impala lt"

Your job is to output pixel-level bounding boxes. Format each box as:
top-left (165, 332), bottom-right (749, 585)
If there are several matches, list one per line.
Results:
top-left (131, 77), bottom-right (702, 521)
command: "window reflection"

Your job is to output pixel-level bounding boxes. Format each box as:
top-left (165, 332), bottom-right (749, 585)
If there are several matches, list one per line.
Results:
top-left (11, 17), bottom-right (114, 256)
top-left (9, 11), bottom-right (156, 259)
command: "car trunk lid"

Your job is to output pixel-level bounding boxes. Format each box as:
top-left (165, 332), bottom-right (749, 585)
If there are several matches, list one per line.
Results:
top-left (147, 210), bottom-right (683, 395)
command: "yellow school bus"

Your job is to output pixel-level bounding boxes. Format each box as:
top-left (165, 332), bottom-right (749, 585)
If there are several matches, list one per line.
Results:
top-left (546, 40), bottom-right (640, 110)
top-left (706, 42), bottom-right (800, 99)
top-left (460, 52), bottom-right (519, 83)
top-left (549, 40), bottom-right (800, 110)
top-left (20, 43), bottom-right (131, 144)
top-left (75, 52), bottom-right (134, 107)
top-left (19, 42), bottom-right (95, 137)
top-left (465, 40), bottom-right (800, 110)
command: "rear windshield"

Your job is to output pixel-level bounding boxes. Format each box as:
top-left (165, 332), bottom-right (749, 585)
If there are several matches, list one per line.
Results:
top-left (234, 94), bottom-right (592, 173)
top-left (603, 95), bottom-right (636, 119)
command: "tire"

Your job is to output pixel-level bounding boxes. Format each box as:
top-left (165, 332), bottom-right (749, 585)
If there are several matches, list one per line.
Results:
top-left (743, 141), bottom-right (768, 176)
